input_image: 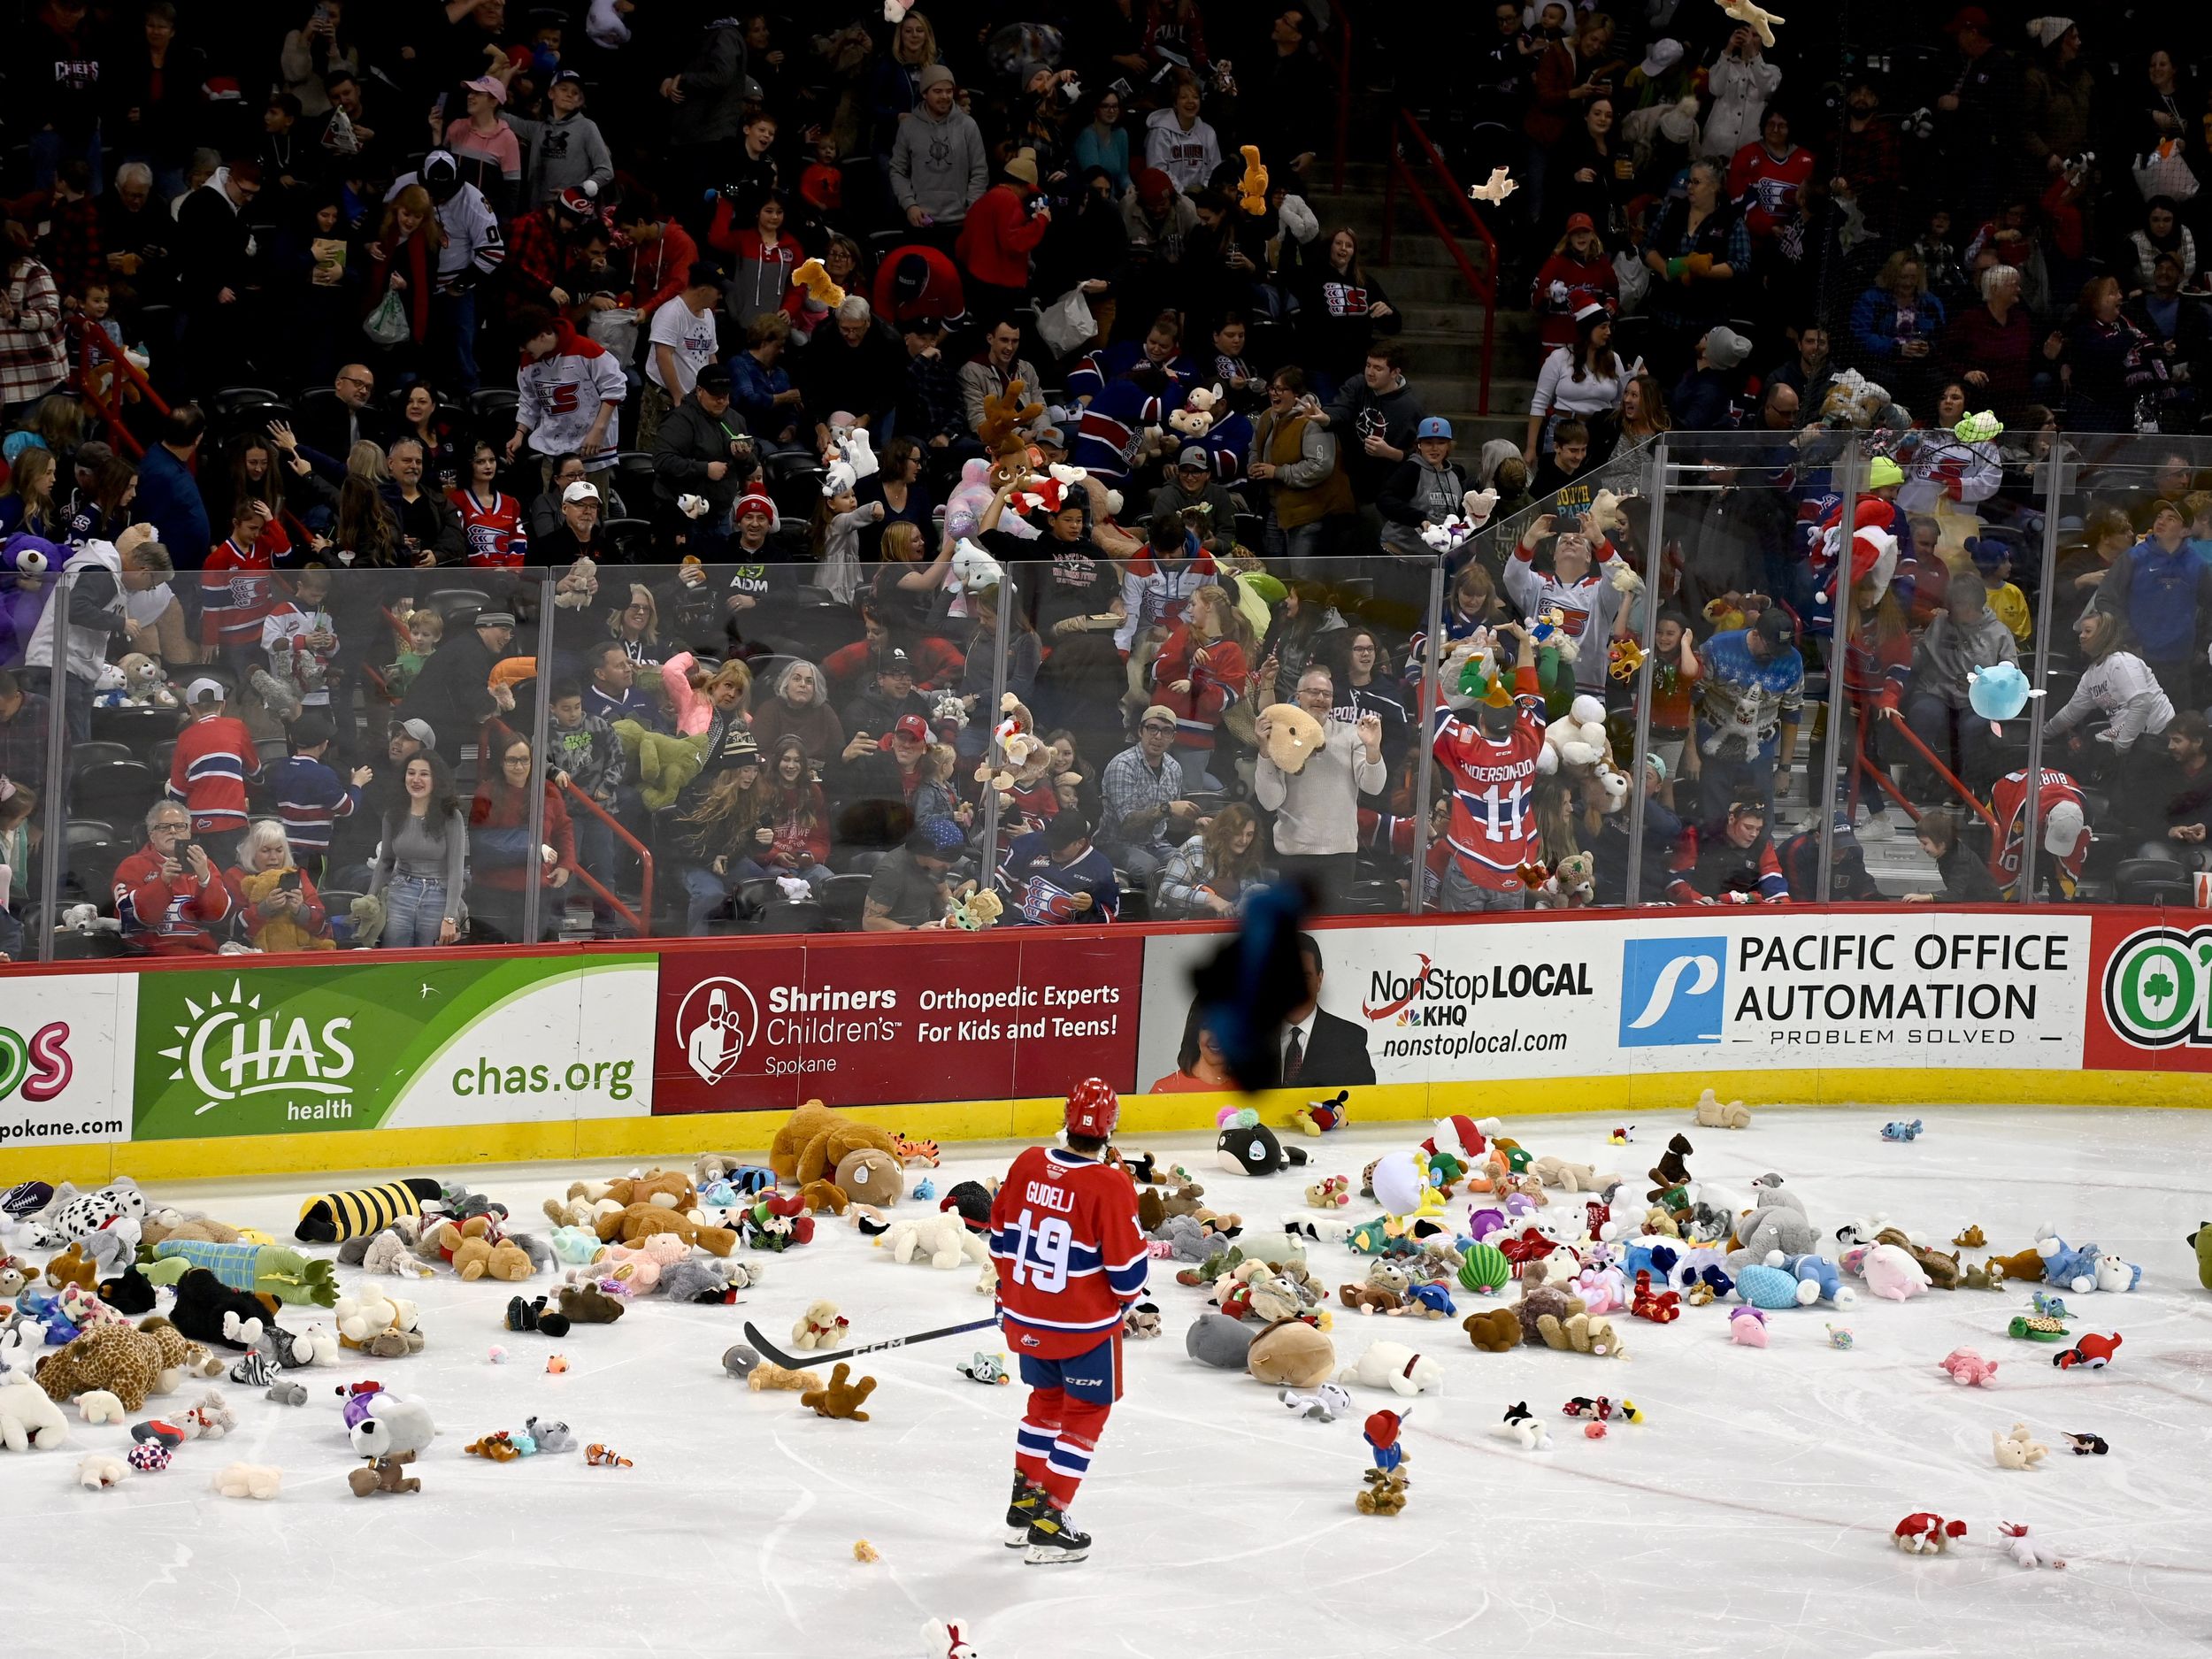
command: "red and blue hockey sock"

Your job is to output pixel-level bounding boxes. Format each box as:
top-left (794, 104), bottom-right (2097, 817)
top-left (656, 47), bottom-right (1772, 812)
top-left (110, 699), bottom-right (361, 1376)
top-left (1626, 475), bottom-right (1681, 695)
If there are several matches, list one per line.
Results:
top-left (1040, 1397), bottom-right (1112, 1507)
top-left (1015, 1386), bottom-right (1064, 1486)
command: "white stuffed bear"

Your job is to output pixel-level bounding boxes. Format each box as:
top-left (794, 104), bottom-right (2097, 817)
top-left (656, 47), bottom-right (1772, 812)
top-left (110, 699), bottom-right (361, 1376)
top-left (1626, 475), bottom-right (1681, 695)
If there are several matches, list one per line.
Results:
top-left (1540, 695), bottom-right (1612, 778)
top-left (821, 458), bottom-right (857, 499)
top-left (1336, 1340), bottom-right (1444, 1397)
top-left (0, 1378), bottom-right (70, 1450)
top-left (832, 423), bottom-right (878, 480)
top-left (885, 1210), bottom-right (987, 1271)
top-left (949, 539), bottom-right (1005, 595)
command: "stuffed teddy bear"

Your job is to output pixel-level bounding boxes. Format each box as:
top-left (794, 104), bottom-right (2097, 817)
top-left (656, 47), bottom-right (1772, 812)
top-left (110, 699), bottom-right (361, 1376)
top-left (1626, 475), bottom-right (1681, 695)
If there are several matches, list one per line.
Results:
top-left (799, 1361), bottom-right (876, 1420)
top-left (1725, 1193), bottom-right (1819, 1268)
top-left (593, 1204), bottom-right (737, 1256)
top-left (791, 1300), bottom-right (849, 1350)
top-left (834, 1150), bottom-right (903, 1209)
top-left (885, 1211), bottom-right (984, 1272)
top-left (1256, 702), bottom-right (1325, 774)
top-left (158, 1269), bottom-right (273, 1351)
top-left (569, 1171), bottom-right (696, 1211)
top-left (555, 1281), bottom-right (626, 1325)
top-left (791, 256), bottom-right (844, 311)
top-left (1692, 1089), bottom-right (1753, 1129)
top-left (1872, 1228), bottom-right (1959, 1291)
top-left (1528, 1157), bottom-right (1612, 1193)
top-left (1339, 1262), bottom-right (1411, 1316)
top-left (2034, 1228), bottom-right (2102, 1294)
top-left (1462, 1307), bottom-right (1522, 1351)
top-left (359, 1230), bottom-right (436, 1279)
top-left (0, 1378), bottom-right (69, 1450)
top-left (748, 1360), bottom-right (821, 1392)
top-left (768, 1101), bottom-right (906, 1187)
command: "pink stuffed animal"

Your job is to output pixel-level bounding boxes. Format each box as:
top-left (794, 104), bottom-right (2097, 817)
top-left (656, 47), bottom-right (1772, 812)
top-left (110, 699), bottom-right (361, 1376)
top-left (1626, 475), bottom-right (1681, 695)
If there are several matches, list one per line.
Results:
top-left (1728, 1306), bottom-right (1769, 1348)
top-left (598, 1234), bottom-right (687, 1294)
top-left (1937, 1347), bottom-right (1999, 1386)
top-left (1573, 1264), bottom-right (1629, 1315)
top-left (1860, 1243), bottom-right (1930, 1302)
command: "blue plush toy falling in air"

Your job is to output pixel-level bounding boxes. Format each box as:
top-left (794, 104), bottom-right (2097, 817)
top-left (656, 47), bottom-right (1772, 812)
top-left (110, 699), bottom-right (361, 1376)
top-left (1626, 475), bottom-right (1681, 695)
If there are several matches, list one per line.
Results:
top-left (1966, 662), bottom-right (2044, 735)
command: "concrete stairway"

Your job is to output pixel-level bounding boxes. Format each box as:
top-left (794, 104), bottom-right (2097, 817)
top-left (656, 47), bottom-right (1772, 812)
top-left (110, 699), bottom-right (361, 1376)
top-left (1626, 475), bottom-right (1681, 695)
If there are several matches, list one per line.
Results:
top-left (1313, 157), bottom-right (1534, 453)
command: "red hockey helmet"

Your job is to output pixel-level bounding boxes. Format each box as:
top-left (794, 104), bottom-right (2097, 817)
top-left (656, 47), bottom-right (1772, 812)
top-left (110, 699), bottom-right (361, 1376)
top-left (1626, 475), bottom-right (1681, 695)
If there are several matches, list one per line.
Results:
top-left (1064, 1078), bottom-right (1120, 1139)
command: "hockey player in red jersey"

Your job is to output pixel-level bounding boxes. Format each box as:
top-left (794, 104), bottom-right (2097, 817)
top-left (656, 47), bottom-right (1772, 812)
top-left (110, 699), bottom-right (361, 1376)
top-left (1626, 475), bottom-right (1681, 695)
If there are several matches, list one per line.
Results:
top-left (989, 1077), bottom-right (1148, 1565)
top-left (1431, 619), bottom-right (1548, 912)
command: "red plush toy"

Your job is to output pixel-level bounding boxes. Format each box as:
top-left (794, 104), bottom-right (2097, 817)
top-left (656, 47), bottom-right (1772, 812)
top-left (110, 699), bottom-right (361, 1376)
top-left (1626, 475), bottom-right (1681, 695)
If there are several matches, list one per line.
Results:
top-left (1893, 1512), bottom-right (1969, 1554)
top-left (1631, 1271), bottom-right (1681, 1324)
top-left (2054, 1332), bottom-right (2122, 1370)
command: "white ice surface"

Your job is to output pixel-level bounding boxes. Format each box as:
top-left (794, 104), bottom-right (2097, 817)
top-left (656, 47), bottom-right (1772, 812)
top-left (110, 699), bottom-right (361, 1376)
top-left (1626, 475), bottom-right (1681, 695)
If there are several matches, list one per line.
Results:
top-left (8, 1107), bottom-right (2212, 1659)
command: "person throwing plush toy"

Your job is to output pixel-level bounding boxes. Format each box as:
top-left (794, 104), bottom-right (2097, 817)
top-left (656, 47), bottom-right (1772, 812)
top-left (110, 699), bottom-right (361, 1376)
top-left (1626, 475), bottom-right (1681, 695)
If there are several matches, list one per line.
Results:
top-left (989, 1078), bottom-right (1148, 1565)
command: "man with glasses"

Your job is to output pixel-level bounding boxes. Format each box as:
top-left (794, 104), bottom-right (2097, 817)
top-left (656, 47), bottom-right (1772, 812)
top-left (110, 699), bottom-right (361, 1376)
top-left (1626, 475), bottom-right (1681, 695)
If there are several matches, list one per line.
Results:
top-left (113, 801), bottom-right (234, 954)
top-left (1256, 665), bottom-right (1386, 910)
top-left (383, 437), bottom-right (465, 566)
top-left (1099, 704), bottom-right (1199, 883)
top-left (298, 365), bottom-right (388, 470)
top-left (840, 648), bottom-right (933, 742)
top-left (532, 478), bottom-right (608, 567)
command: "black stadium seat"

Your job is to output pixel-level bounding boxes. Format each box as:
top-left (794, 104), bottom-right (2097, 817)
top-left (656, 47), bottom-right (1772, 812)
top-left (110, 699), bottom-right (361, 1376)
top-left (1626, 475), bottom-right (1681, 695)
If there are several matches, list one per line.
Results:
top-left (71, 761), bottom-right (161, 828)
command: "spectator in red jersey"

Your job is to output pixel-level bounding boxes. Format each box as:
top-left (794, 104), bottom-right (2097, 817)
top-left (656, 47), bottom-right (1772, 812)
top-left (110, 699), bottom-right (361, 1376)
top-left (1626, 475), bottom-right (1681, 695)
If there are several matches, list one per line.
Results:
top-left (199, 500), bottom-right (281, 672)
top-left (1730, 107), bottom-right (1816, 250)
top-left (114, 798), bottom-right (235, 954)
top-left (167, 677), bottom-right (262, 836)
top-left (1431, 619), bottom-right (1546, 913)
top-left (1530, 214), bottom-right (1617, 353)
top-left (989, 1078), bottom-right (1147, 1564)
top-left (450, 440), bottom-right (528, 568)
top-left (1988, 764), bottom-right (2091, 897)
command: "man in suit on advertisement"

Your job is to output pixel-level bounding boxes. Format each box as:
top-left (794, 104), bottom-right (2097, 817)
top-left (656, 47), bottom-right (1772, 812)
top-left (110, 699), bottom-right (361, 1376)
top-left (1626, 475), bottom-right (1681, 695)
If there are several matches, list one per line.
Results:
top-left (1280, 932), bottom-right (1375, 1088)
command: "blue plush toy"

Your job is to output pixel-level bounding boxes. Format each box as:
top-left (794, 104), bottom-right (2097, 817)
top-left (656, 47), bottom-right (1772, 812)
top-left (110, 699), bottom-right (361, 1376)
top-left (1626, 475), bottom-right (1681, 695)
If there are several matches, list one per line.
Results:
top-left (1405, 1283), bottom-right (1457, 1317)
top-left (1734, 1263), bottom-right (1803, 1310)
top-left (1623, 1240), bottom-right (1680, 1281)
top-left (1880, 1119), bottom-right (1924, 1141)
top-left (2036, 1231), bottom-right (2101, 1294)
top-left (2032, 1290), bottom-right (2070, 1318)
top-left (1778, 1252), bottom-right (1858, 1308)
top-left (914, 1178), bottom-right (938, 1202)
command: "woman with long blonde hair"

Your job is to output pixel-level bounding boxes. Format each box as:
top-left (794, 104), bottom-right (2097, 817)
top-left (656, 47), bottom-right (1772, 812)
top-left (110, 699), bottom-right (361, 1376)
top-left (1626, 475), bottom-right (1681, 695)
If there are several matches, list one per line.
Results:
top-left (364, 184), bottom-right (449, 361)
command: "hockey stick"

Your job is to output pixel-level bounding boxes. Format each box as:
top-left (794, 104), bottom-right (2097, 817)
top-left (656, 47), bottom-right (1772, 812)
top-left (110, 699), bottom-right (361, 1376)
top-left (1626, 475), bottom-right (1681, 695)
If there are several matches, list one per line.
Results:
top-left (742, 1314), bottom-right (1002, 1370)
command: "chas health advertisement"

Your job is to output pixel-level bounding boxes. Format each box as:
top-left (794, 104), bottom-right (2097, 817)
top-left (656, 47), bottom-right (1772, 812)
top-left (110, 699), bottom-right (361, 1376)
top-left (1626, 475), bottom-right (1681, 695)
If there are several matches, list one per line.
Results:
top-left (130, 956), bottom-right (657, 1139)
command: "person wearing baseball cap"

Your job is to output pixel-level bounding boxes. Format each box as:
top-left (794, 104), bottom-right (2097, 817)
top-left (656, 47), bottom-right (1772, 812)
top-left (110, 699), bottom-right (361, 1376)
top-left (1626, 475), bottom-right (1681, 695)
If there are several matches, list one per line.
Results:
top-left (1988, 762), bottom-right (2093, 900)
top-left (171, 677), bottom-right (261, 838)
top-left (508, 67), bottom-right (612, 213)
top-left (1147, 444), bottom-right (1239, 535)
top-left (863, 814), bottom-right (967, 931)
top-left (1378, 414), bottom-right (1469, 572)
top-left (1532, 211), bottom-right (1611, 349)
top-left (990, 1073), bottom-right (1145, 1564)
top-left (839, 646), bottom-right (933, 751)
top-left (998, 810), bottom-right (1119, 925)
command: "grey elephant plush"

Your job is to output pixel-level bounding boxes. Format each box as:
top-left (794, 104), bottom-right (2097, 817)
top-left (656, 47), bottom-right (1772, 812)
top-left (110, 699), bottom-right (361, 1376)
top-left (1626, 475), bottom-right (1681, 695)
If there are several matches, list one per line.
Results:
top-left (1186, 1312), bottom-right (1256, 1370)
top-left (1726, 1191), bottom-right (1819, 1268)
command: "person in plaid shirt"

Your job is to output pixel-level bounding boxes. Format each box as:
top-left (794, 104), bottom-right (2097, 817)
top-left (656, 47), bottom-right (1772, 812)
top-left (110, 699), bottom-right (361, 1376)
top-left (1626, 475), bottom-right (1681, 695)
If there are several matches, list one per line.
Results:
top-left (1097, 706), bottom-right (1197, 881)
top-left (0, 236), bottom-right (68, 413)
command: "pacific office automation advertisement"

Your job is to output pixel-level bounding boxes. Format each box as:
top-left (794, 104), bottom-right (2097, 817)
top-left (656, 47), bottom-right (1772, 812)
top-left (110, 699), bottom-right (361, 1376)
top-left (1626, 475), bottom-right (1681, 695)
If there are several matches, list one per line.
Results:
top-left (0, 973), bottom-right (136, 1148)
top-left (1136, 914), bottom-right (2093, 1092)
top-left (652, 933), bottom-right (1145, 1113)
top-left (131, 956), bottom-right (658, 1138)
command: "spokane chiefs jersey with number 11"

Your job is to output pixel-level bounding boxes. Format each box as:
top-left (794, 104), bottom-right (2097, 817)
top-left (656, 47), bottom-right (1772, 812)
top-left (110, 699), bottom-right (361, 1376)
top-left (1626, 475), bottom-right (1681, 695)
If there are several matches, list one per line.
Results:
top-left (989, 1148), bottom-right (1148, 1359)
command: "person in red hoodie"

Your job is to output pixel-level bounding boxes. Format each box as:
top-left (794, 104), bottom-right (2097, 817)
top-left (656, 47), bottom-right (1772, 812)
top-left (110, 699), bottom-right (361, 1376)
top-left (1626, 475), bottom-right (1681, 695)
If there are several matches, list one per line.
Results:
top-left (465, 733), bottom-right (577, 942)
top-left (1529, 213), bottom-right (1617, 351)
top-left (762, 733), bottom-right (833, 890)
top-left (956, 152), bottom-right (1052, 326)
top-left (708, 187), bottom-right (806, 333)
top-left (199, 501), bottom-right (281, 668)
top-left (168, 678), bottom-right (263, 837)
top-left (618, 192), bottom-right (703, 324)
top-left (113, 799), bottom-right (235, 954)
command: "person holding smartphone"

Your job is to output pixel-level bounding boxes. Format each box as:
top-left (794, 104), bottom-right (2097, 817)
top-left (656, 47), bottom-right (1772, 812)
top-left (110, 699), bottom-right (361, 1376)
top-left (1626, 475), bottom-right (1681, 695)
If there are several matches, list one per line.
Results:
top-left (224, 818), bottom-right (334, 952)
top-left (114, 802), bottom-right (235, 954)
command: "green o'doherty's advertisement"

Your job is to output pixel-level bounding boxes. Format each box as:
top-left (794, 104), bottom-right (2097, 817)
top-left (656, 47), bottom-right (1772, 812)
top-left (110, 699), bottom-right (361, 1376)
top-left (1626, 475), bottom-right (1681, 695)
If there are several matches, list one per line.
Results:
top-left (133, 956), bottom-right (657, 1138)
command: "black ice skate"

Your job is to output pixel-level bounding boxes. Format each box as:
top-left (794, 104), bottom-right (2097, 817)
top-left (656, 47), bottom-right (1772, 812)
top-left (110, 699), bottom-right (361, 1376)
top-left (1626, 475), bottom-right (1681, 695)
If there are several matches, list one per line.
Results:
top-left (1005, 1472), bottom-right (1044, 1547)
top-left (1023, 1498), bottom-right (1092, 1565)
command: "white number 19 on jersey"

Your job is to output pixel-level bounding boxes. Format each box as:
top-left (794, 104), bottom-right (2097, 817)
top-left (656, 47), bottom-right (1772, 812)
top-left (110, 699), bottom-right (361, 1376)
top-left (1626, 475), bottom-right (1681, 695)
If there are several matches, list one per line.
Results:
top-left (1007, 1211), bottom-right (1074, 1294)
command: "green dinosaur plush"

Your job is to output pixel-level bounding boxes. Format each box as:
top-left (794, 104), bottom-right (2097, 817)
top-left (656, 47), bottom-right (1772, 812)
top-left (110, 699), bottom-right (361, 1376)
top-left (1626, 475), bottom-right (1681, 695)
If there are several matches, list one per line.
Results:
top-left (149, 1240), bottom-right (339, 1306)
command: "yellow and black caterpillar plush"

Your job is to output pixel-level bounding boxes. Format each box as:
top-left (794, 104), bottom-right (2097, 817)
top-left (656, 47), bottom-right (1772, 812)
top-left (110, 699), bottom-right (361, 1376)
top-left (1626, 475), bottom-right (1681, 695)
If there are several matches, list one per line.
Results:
top-left (296, 1179), bottom-right (443, 1244)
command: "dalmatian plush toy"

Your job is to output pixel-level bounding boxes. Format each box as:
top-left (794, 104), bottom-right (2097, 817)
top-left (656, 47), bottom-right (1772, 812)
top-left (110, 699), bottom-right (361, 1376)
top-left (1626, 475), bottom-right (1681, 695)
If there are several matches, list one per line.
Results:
top-left (27, 1180), bottom-right (148, 1272)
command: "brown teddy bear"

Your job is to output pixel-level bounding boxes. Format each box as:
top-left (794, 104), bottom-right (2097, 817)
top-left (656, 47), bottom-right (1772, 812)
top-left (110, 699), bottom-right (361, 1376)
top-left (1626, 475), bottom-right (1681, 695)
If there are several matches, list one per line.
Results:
top-left (1985, 1248), bottom-right (2045, 1283)
top-left (768, 1101), bottom-right (905, 1187)
top-left (833, 1149), bottom-right (903, 1209)
top-left (429, 1220), bottom-right (534, 1283)
top-left (593, 1203), bottom-right (738, 1257)
top-left (800, 1179), bottom-right (849, 1215)
top-left (800, 1361), bottom-right (877, 1420)
top-left (570, 1171), bottom-right (696, 1211)
top-left (1256, 703), bottom-right (1325, 774)
top-left (1462, 1308), bottom-right (1522, 1352)
top-left (1876, 1227), bottom-right (1961, 1291)
top-left (556, 1281), bottom-right (626, 1325)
